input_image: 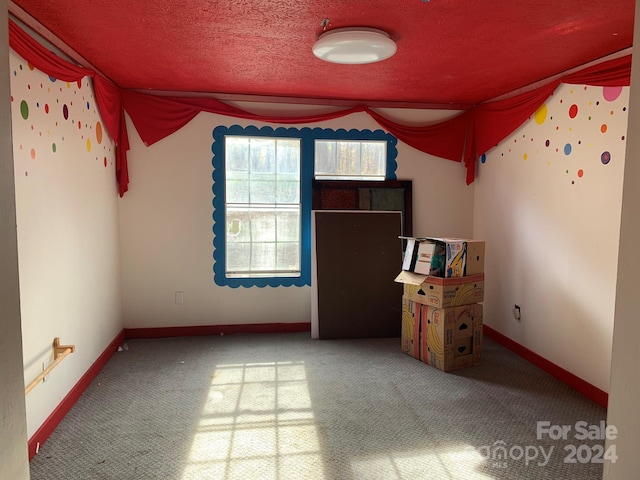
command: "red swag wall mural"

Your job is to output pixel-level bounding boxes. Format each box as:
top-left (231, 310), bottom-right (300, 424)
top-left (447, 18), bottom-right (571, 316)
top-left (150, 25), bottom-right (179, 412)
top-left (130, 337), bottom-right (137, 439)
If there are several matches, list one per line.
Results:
top-left (8, 19), bottom-right (632, 196)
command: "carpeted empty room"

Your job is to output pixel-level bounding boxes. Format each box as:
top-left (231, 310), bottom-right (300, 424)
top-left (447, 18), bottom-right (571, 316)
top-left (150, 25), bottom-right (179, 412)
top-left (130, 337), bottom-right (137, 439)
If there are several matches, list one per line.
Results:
top-left (7, 1), bottom-right (640, 479)
top-left (29, 333), bottom-right (606, 480)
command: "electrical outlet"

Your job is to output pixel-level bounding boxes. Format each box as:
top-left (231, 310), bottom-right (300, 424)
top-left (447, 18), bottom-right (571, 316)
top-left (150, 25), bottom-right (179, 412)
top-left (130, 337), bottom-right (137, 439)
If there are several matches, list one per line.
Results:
top-left (175, 291), bottom-right (184, 305)
top-left (513, 304), bottom-right (521, 321)
top-left (42, 361), bottom-right (50, 382)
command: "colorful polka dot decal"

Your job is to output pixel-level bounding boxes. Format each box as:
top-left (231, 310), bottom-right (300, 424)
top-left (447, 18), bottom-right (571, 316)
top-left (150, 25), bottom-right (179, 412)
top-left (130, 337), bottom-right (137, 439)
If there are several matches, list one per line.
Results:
top-left (569, 104), bottom-right (578, 118)
top-left (96, 121), bottom-right (103, 144)
top-left (10, 53), bottom-right (114, 172)
top-left (534, 104), bottom-right (547, 124)
top-left (20, 100), bottom-right (29, 119)
top-left (603, 86), bottom-right (623, 102)
top-left (481, 84), bottom-right (628, 186)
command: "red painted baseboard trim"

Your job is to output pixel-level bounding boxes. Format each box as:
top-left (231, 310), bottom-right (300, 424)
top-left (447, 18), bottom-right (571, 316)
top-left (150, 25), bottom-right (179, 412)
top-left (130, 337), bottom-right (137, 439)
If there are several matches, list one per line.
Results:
top-left (28, 328), bottom-right (126, 460)
top-left (483, 325), bottom-right (608, 408)
top-left (125, 322), bottom-right (312, 339)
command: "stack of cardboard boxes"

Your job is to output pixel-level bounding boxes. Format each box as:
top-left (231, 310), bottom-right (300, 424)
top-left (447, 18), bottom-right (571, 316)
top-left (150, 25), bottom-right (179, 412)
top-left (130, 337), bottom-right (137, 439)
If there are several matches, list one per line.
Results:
top-left (395, 237), bottom-right (485, 372)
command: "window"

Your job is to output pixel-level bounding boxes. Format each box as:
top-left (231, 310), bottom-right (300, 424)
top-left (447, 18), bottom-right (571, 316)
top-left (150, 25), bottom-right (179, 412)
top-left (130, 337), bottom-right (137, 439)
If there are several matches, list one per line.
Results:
top-left (212, 126), bottom-right (397, 287)
top-left (314, 140), bottom-right (387, 180)
top-left (225, 136), bottom-right (301, 278)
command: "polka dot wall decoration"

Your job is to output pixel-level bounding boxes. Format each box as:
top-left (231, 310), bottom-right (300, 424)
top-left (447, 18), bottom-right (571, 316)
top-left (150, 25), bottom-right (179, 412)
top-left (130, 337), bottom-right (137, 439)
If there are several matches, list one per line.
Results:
top-left (483, 81), bottom-right (628, 186)
top-left (534, 104), bottom-right (547, 124)
top-left (9, 53), bottom-right (115, 177)
top-left (569, 104), bottom-right (578, 118)
top-left (96, 122), bottom-right (103, 144)
top-left (603, 86), bottom-right (623, 102)
top-left (20, 100), bottom-right (29, 119)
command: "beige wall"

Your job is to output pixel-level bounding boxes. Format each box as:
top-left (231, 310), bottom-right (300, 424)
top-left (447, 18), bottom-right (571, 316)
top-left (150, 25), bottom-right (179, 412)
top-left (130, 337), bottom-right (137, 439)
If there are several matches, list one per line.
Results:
top-left (118, 107), bottom-right (474, 328)
top-left (604, 0), bottom-right (640, 476)
top-left (473, 82), bottom-right (629, 392)
top-left (0, 3), bottom-right (30, 478)
top-left (9, 49), bottom-right (123, 439)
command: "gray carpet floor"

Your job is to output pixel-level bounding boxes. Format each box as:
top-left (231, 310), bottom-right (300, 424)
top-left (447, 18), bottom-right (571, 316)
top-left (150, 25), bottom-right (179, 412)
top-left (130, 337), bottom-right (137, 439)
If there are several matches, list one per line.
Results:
top-left (29, 333), bottom-right (606, 480)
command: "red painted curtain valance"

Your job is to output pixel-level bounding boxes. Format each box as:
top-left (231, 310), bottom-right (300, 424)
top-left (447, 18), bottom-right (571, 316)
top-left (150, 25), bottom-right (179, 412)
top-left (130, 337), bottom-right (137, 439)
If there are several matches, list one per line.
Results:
top-left (8, 19), bottom-right (632, 196)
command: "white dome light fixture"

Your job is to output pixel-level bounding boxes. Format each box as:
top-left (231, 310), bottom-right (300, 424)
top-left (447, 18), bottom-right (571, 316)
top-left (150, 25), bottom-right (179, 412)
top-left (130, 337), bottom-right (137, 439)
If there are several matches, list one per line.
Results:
top-left (312, 27), bottom-right (397, 65)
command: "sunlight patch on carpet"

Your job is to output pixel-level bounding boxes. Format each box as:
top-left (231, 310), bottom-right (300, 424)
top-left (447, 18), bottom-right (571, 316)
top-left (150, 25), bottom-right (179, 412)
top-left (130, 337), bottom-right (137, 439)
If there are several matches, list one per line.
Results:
top-left (181, 361), bottom-right (325, 479)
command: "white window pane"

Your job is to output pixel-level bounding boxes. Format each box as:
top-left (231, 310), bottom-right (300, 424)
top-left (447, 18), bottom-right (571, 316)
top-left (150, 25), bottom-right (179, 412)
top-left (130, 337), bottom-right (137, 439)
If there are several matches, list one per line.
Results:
top-left (276, 178), bottom-right (300, 204)
top-left (362, 142), bottom-right (385, 176)
top-left (336, 142), bottom-right (361, 175)
top-left (226, 137), bottom-right (249, 173)
top-left (277, 211), bottom-right (300, 242)
top-left (314, 140), bottom-right (336, 175)
top-left (227, 242), bottom-right (251, 272)
top-left (250, 138), bottom-right (276, 173)
top-left (251, 242), bottom-right (276, 271)
top-left (249, 176), bottom-right (276, 204)
top-left (226, 209), bottom-right (251, 243)
top-left (277, 242), bottom-right (300, 270)
top-left (277, 139), bottom-right (300, 175)
top-left (251, 211), bottom-right (276, 242)
top-left (226, 178), bottom-right (249, 204)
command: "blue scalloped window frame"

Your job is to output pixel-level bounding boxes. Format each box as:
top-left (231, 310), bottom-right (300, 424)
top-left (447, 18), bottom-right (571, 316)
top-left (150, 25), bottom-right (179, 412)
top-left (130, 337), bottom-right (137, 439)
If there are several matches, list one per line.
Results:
top-left (212, 125), bottom-right (398, 287)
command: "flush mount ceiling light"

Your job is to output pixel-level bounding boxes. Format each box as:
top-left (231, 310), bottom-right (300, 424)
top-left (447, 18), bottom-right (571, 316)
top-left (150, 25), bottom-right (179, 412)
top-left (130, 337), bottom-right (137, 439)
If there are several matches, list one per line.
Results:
top-left (312, 27), bottom-right (397, 65)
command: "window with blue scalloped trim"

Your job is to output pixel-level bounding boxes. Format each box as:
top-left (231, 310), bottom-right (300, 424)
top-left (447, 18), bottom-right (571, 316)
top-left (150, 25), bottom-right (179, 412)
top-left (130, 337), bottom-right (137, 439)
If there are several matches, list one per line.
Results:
top-left (212, 125), bottom-right (397, 287)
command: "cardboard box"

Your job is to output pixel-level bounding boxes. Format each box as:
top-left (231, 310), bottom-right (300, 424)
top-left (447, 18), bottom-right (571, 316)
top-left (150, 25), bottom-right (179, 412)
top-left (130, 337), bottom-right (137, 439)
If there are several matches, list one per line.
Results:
top-left (395, 271), bottom-right (484, 308)
top-left (401, 298), bottom-right (483, 372)
top-left (421, 303), bottom-right (484, 372)
top-left (401, 236), bottom-right (485, 277)
top-left (425, 237), bottom-right (466, 277)
top-left (401, 238), bottom-right (420, 272)
top-left (465, 240), bottom-right (485, 276)
top-left (401, 295), bottom-right (422, 360)
top-left (454, 337), bottom-right (473, 356)
top-left (400, 236), bottom-right (450, 276)
top-left (414, 241), bottom-right (437, 275)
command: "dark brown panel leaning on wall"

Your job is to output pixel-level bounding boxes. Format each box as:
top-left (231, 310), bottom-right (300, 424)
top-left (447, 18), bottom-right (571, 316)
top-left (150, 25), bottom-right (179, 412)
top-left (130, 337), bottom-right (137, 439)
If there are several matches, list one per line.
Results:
top-left (313, 210), bottom-right (403, 339)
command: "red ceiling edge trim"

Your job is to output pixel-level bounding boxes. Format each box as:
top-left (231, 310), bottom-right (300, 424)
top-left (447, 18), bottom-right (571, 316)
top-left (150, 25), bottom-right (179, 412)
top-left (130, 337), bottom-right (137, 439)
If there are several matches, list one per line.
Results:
top-left (487, 48), bottom-right (633, 103)
top-left (130, 89), bottom-right (473, 111)
top-left (8, 2), bottom-right (114, 84)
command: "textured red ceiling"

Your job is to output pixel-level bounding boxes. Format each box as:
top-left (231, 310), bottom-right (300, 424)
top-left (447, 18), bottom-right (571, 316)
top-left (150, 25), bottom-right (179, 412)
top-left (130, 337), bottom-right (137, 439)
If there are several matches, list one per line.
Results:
top-left (10, 0), bottom-right (636, 107)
